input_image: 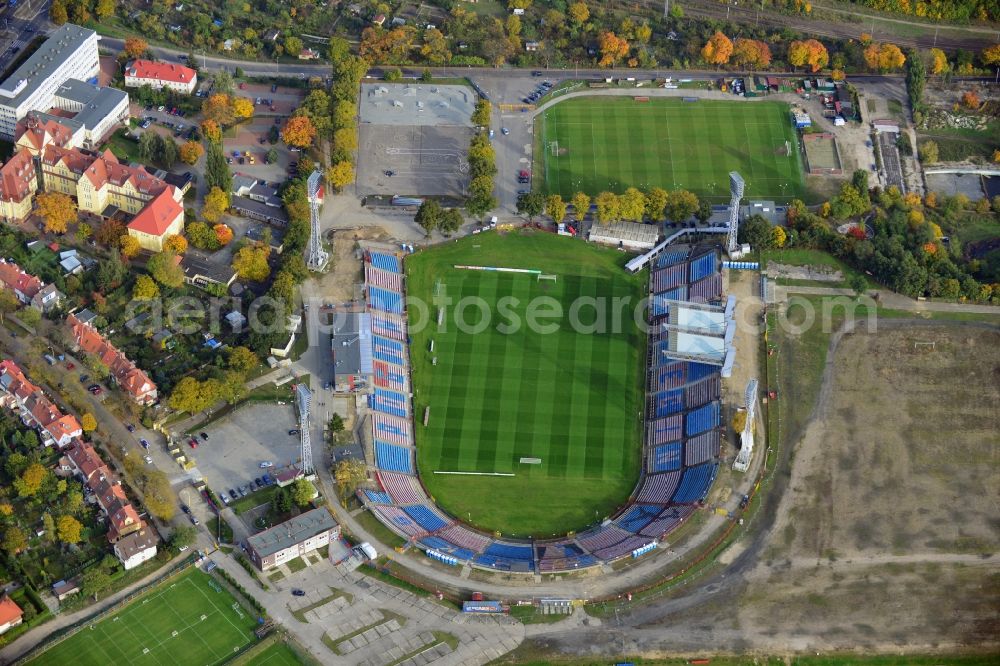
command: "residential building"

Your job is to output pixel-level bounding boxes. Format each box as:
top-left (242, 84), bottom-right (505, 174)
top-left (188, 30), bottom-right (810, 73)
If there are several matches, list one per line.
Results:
top-left (41, 146), bottom-right (184, 249)
top-left (0, 597), bottom-right (23, 635)
top-left (113, 525), bottom-right (158, 570)
top-left (52, 579), bottom-right (80, 601)
top-left (0, 149), bottom-right (37, 223)
top-left (298, 48), bottom-right (320, 60)
top-left (179, 254), bottom-right (237, 291)
top-left (0, 259), bottom-right (64, 312)
top-left (246, 508), bottom-right (340, 571)
top-left (124, 60), bottom-right (198, 95)
top-left (0, 359), bottom-right (82, 447)
top-left (67, 313), bottom-right (158, 405)
top-left (106, 499), bottom-right (143, 542)
top-left (65, 441), bottom-right (108, 483)
top-left (0, 24), bottom-right (101, 141)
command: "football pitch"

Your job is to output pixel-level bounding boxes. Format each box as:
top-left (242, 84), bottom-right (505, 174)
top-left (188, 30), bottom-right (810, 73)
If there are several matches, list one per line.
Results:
top-left (407, 232), bottom-right (646, 537)
top-left (538, 96), bottom-right (807, 202)
top-left (29, 568), bottom-right (257, 666)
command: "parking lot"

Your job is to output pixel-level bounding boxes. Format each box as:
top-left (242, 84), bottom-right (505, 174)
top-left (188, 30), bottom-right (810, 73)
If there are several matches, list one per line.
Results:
top-left (192, 403), bottom-right (302, 506)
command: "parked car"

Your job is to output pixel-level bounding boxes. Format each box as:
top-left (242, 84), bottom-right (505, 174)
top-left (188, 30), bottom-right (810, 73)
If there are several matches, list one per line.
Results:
top-left (262, 473), bottom-right (273, 485)
top-left (189, 440), bottom-right (198, 449)
top-left (90, 386), bottom-right (102, 395)
top-left (139, 439), bottom-right (149, 449)
top-left (200, 432), bottom-right (209, 440)
top-left (79, 374), bottom-right (89, 383)
top-left (501, 127), bottom-right (510, 135)
top-left (255, 477), bottom-right (264, 489)
top-left (288, 429), bottom-right (299, 436)
top-left (228, 489), bottom-right (238, 500)
top-left (143, 455), bottom-right (153, 465)
top-left (220, 494), bottom-right (230, 505)
top-left (271, 83), bottom-right (278, 92)
top-left (126, 423), bottom-right (135, 432)
top-left (189, 515), bottom-right (200, 526)
top-left (259, 461), bottom-right (273, 468)
top-left (180, 504), bottom-right (191, 514)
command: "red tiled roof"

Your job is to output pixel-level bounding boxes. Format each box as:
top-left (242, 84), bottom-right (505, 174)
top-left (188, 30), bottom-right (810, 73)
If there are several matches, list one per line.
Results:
top-left (0, 597), bottom-right (22, 626)
top-left (14, 113), bottom-right (75, 152)
top-left (126, 187), bottom-right (181, 237)
top-left (0, 259), bottom-right (43, 300)
top-left (125, 60), bottom-right (196, 85)
top-left (42, 145), bottom-right (169, 197)
top-left (0, 149), bottom-right (35, 204)
top-left (67, 314), bottom-right (157, 403)
top-left (66, 441), bottom-right (109, 482)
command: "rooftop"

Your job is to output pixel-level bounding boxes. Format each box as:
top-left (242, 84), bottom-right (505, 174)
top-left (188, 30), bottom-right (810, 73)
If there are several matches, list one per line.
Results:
top-left (125, 60), bottom-right (196, 84)
top-left (0, 24), bottom-right (97, 109)
top-left (126, 187), bottom-right (182, 236)
top-left (331, 312), bottom-right (372, 376)
top-left (246, 508), bottom-right (338, 558)
top-left (180, 254), bottom-right (237, 286)
top-left (53, 82), bottom-right (128, 133)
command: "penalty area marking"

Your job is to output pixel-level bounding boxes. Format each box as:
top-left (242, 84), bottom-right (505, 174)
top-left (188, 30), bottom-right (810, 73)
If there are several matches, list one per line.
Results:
top-left (434, 471), bottom-right (515, 476)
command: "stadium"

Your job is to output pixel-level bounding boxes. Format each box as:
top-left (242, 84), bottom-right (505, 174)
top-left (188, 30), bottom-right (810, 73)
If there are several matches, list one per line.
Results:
top-left (356, 232), bottom-right (733, 573)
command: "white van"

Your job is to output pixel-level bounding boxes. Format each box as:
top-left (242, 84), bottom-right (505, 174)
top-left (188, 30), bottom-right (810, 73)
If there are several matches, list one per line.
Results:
top-left (355, 542), bottom-right (378, 561)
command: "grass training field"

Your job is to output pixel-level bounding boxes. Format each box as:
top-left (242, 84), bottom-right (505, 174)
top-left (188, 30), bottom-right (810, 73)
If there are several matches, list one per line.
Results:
top-left (538, 96), bottom-right (806, 202)
top-left (407, 231), bottom-right (646, 537)
top-left (29, 568), bottom-right (257, 666)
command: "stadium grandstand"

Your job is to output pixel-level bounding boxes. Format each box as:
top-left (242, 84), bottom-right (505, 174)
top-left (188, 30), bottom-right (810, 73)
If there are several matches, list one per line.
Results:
top-left (356, 245), bottom-right (728, 573)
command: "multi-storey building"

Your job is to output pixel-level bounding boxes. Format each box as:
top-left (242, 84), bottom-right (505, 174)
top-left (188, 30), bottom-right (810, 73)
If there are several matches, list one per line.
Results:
top-left (0, 149), bottom-right (37, 223)
top-left (0, 24), bottom-right (102, 141)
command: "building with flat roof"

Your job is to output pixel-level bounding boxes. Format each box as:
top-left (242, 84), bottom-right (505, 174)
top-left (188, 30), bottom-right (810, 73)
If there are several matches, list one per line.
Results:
top-left (50, 80), bottom-right (129, 149)
top-left (0, 24), bottom-right (102, 141)
top-left (331, 311), bottom-right (373, 393)
top-left (180, 255), bottom-right (237, 291)
top-left (246, 508), bottom-right (340, 571)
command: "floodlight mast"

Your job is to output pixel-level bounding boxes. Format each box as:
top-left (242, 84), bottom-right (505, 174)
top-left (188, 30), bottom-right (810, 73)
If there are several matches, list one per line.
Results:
top-left (727, 171), bottom-right (745, 254)
top-left (306, 170), bottom-right (329, 271)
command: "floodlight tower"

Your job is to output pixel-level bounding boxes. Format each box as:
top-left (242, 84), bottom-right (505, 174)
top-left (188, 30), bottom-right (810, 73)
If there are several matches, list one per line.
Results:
top-left (733, 378), bottom-right (758, 473)
top-left (726, 171), bottom-right (745, 254)
top-left (306, 170), bottom-right (329, 272)
top-left (296, 383), bottom-right (314, 475)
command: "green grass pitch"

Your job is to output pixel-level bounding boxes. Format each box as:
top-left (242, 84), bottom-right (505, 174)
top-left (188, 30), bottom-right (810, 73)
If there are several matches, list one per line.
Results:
top-left (28, 569), bottom-right (258, 666)
top-left (407, 232), bottom-right (646, 538)
top-left (538, 96), bottom-right (807, 203)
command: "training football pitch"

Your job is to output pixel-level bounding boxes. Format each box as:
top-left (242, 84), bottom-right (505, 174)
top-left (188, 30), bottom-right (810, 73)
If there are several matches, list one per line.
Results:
top-left (407, 232), bottom-right (646, 537)
top-left (537, 96), bottom-right (807, 202)
top-left (28, 568), bottom-right (257, 666)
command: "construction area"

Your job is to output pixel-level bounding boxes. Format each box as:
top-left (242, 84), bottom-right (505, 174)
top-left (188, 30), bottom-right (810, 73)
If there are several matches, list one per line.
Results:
top-left (801, 132), bottom-right (843, 175)
top-left (357, 83), bottom-right (476, 198)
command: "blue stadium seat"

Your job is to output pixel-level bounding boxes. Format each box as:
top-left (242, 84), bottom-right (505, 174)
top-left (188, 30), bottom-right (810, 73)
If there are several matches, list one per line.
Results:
top-left (685, 402), bottom-right (720, 436)
top-left (650, 441), bottom-right (683, 473)
top-left (375, 442), bottom-right (414, 473)
top-left (672, 462), bottom-right (719, 503)
top-left (369, 252), bottom-right (401, 273)
top-left (484, 542), bottom-right (533, 561)
top-left (616, 505), bottom-right (660, 533)
top-left (368, 286), bottom-right (403, 314)
top-left (372, 335), bottom-right (403, 353)
top-left (403, 505), bottom-right (449, 531)
top-left (688, 253), bottom-right (718, 283)
top-left (363, 490), bottom-right (392, 504)
top-left (420, 537), bottom-right (474, 561)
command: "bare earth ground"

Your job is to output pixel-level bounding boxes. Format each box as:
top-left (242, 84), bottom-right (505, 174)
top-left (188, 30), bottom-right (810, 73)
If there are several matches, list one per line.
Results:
top-left (500, 321), bottom-right (1000, 662)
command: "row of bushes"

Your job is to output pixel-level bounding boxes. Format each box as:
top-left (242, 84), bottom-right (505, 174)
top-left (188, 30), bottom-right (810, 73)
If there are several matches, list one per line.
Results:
top-left (215, 566), bottom-right (267, 616)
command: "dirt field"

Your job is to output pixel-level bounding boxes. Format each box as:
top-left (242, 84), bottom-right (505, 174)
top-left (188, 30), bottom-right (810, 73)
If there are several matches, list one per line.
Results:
top-left (772, 323), bottom-right (1000, 562)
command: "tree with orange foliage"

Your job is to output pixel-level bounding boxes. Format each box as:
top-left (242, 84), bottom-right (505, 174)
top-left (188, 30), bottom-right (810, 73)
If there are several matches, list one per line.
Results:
top-left (214, 224), bottom-right (234, 246)
top-left (788, 39), bottom-right (828, 73)
top-left (179, 141), bottom-right (204, 165)
top-left (123, 37), bottom-right (148, 59)
top-left (922, 242), bottom-right (937, 255)
top-left (863, 42), bottom-right (905, 72)
top-left (36, 192), bottom-right (76, 234)
top-left (831, 69), bottom-right (846, 81)
top-left (200, 119), bottom-right (222, 144)
top-left (962, 90), bottom-right (980, 109)
top-left (731, 38), bottom-right (771, 70)
top-left (597, 32), bottom-right (630, 68)
top-left (282, 116), bottom-right (317, 148)
top-left (701, 31), bottom-right (733, 67)
top-left (202, 94), bottom-right (235, 126)
top-left (924, 192), bottom-right (938, 208)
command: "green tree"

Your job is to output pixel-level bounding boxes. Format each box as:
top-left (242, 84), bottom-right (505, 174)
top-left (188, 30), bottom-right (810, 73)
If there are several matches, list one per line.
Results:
top-left (471, 100), bottom-right (491, 127)
top-left (204, 142), bottom-right (232, 194)
top-left (848, 274), bottom-right (868, 296)
top-left (905, 48), bottom-right (926, 112)
top-left (18, 307), bottom-right (40, 328)
top-left (415, 200), bottom-right (443, 235)
top-left (439, 208), bottom-right (463, 234)
top-left (737, 214), bottom-right (775, 250)
top-left (57, 515), bottom-right (83, 543)
top-left (2, 526), bottom-right (27, 554)
top-left (171, 525), bottom-right (197, 549)
top-left (644, 187), bottom-right (668, 222)
top-left (517, 192), bottom-right (545, 220)
top-left (918, 140), bottom-right (939, 164)
top-left (290, 479), bottom-right (317, 507)
top-left (232, 246), bottom-right (271, 281)
top-left (98, 248), bottom-right (128, 292)
top-left (147, 252), bottom-right (184, 288)
top-left (81, 566), bottom-right (112, 598)
top-left (272, 487), bottom-right (292, 515)
top-left (329, 413), bottom-right (345, 433)
top-left (618, 187), bottom-right (646, 222)
top-left (664, 190), bottom-right (700, 224)
top-left (132, 275), bottom-right (160, 301)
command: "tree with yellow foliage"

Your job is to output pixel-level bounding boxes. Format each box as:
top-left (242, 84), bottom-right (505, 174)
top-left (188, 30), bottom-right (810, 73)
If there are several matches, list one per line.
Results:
top-left (788, 39), bottom-right (829, 73)
top-left (118, 234), bottom-right (140, 258)
top-left (200, 119), bottom-right (222, 144)
top-left (929, 48), bottom-right (948, 75)
top-left (863, 42), bottom-right (906, 72)
top-left (567, 1), bottom-right (589, 26)
top-left (701, 31), bottom-right (733, 67)
top-left (232, 97), bottom-right (254, 120)
top-left (326, 161), bottom-right (354, 191)
top-left (982, 43), bottom-right (1000, 67)
top-left (202, 93), bottom-right (235, 126)
top-left (772, 225), bottom-right (787, 248)
top-left (232, 245), bottom-right (271, 281)
top-left (993, 149), bottom-right (1000, 163)
top-left (163, 234), bottom-right (188, 255)
top-left (179, 140), bottom-right (204, 165)
top-left (123, 37), bottom-right (148, 59)
top-left (57, 515), bottom-right (83, 544)
top-left (81, 413), bottom-right (97, 432)
top-left (202, 186), bottom-right (230, 224)
top-left (132, 274), bottom-right (160, 301)
top-left (36, 192), bottom-right (76, 234)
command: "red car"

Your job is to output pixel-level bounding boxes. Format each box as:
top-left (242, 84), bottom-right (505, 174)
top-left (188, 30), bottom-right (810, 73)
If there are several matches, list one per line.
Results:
top-left (65, 362), bottom-right (74, 369)
top-left (189, 438), bottom-right (199, 449)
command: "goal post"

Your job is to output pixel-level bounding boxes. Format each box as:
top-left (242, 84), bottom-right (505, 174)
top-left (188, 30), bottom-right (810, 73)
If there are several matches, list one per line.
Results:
top-left (549, 141), bottom-right (559, 156)
top-left (538, 274), bottom-right (558, 282)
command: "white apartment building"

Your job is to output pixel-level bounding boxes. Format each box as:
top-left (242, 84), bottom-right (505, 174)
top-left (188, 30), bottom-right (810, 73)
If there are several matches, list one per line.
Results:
top-left (0, 24), bottom-right (101, 141)
top-left (124, 60), bottom-right (197, 95)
